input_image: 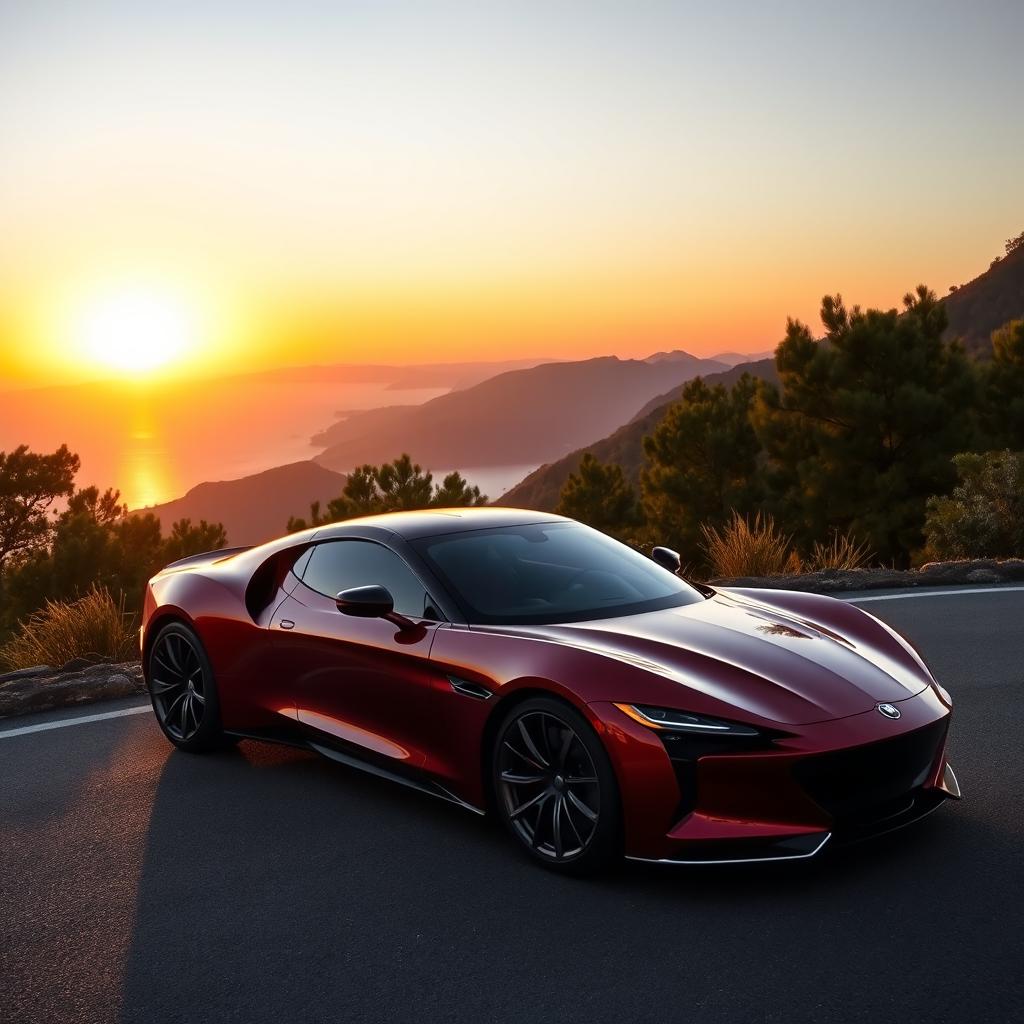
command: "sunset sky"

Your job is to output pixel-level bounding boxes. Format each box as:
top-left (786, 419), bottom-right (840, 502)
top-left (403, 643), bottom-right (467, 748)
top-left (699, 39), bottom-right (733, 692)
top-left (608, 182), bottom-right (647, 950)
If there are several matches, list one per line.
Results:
top-left (1, 0), bottom-right (1022, 387)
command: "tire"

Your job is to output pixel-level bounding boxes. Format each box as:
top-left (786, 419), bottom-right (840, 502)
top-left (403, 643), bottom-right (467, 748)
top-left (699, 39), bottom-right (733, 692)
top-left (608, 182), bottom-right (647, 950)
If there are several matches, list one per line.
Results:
top-left (146, 621), bottom-right (232, 753)
top-left (492, 696), bottom-right (622, 874)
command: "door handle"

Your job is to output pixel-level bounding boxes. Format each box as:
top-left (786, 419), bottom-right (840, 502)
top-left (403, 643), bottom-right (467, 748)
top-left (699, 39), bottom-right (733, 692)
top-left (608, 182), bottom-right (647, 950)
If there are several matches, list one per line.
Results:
top-left (279, 619), bottom-right (295, 630)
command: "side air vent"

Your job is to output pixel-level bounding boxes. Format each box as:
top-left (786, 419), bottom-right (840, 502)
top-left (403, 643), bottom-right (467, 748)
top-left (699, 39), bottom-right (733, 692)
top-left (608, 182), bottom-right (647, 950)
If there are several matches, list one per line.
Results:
top-left (448, 676), bottom-right (493, 700)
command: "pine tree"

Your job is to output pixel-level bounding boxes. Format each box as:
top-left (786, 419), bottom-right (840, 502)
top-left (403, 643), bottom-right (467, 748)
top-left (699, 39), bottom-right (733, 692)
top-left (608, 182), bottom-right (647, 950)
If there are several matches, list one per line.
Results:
top-left (753, 287), bottom-right (979, 565)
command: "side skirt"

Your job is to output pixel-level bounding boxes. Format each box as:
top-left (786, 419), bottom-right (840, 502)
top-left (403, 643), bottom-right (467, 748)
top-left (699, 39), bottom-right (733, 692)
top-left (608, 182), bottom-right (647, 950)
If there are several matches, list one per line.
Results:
top-left (223, 725), bottom-right (486, 817)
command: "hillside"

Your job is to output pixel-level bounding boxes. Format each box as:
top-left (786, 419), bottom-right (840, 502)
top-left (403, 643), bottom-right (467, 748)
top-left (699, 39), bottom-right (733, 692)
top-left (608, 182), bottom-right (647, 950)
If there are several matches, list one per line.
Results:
top-left (501, 246), bottom-right (1024, 511)
top-left (134, 461), bottom-right (346, 546)
top-left (942, 241), bottom-right (1024, 352)
top-left (500, 358), bottom-right (778, 510)
top-left (313, 352), bottom-right (728, 471)
top-left (628, 357), bottom-right (779, 423)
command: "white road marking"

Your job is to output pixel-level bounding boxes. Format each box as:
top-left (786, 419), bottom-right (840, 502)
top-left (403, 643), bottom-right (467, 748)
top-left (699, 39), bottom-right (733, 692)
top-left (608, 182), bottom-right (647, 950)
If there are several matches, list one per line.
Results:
top-left (0, 703), bottom-right (151, 739)
top-left (846, 586), bottom-right (1024, 604)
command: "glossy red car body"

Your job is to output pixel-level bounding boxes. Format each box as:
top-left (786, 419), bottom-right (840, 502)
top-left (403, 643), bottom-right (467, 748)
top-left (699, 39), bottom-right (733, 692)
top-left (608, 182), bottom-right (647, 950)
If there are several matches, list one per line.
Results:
top-left (141, 508), bottom-right (960, 864)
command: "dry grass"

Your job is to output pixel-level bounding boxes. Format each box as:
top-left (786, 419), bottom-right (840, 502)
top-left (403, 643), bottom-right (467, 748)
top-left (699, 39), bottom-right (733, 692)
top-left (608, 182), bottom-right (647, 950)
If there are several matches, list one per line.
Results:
top-left (0, 586), bottom-right (137, 671)
top-left (700, 511), bottom-right (796, 578)
top-left (806, 531), bottom-right (874, 571)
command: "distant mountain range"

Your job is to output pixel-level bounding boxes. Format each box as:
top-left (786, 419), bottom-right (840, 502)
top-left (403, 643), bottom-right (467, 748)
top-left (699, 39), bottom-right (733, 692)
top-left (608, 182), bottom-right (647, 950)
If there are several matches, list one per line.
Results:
top-left (500, 359), bottom-right (779, 510)
top-left (710, 350), bottom-right (774, 366)
top-left (136, 239), bottom-right (1022, 539)
top-left (208, 357), bottom-right (553, 393)
top-left (501, 243), bottom-right (1024, 510)
top-left (135, 461), bottom-right (346, 546)
top-left (312, 351), bottom-right (729, 472)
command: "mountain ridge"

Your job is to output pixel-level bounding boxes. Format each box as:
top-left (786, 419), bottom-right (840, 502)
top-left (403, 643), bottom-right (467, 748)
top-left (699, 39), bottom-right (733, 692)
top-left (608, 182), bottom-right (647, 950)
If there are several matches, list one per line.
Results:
top-left (312, 351), bottom-right (728, 471)
top-left (133, 461), bottom-right (346, 546)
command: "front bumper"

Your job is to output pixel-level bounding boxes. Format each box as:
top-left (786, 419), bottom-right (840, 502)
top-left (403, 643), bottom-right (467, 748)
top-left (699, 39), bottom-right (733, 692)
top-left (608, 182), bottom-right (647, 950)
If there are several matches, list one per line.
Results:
top-left (592, 685), bottom-right (960, 864)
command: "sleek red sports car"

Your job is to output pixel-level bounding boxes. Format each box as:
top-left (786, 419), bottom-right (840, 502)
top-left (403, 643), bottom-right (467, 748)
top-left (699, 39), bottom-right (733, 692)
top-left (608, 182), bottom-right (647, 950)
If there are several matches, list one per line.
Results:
top-left (141, 507), bottom-right (960, 871)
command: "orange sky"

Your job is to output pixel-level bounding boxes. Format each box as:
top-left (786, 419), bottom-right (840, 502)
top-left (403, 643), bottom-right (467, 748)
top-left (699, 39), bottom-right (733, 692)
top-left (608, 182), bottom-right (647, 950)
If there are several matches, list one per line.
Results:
top-left (1, 2), bottom-right (1022, 388)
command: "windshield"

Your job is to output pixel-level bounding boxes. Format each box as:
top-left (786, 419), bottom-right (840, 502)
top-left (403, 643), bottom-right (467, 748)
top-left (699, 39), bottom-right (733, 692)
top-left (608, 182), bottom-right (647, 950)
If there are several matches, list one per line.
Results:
top-left (412, 521), bottom-right (703, 625)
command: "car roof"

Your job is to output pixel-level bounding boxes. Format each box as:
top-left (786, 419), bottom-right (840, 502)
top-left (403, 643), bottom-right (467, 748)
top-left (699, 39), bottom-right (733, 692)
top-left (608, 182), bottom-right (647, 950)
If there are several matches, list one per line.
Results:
top-left (309, 506), bottom-right (569, 542)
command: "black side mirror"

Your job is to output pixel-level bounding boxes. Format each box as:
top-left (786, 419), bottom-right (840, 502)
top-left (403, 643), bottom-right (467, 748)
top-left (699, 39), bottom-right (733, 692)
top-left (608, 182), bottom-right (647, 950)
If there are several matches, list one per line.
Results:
top-left (651, 546), bottom-right (682, 573)
top-left (336, 584), bottom-right (395, 618)
top-left (336, 585), bottom-right (417, 630)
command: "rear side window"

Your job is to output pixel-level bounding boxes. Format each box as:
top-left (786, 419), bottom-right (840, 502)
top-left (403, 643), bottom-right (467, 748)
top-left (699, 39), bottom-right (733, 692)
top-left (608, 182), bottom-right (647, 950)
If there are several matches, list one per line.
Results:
top-left (301, 540), bottom-right (435, 618)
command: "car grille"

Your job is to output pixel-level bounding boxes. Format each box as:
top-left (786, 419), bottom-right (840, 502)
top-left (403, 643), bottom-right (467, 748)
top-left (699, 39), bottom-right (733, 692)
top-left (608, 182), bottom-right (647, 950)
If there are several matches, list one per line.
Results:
top-left (792, 718), bottom-right (948, 824)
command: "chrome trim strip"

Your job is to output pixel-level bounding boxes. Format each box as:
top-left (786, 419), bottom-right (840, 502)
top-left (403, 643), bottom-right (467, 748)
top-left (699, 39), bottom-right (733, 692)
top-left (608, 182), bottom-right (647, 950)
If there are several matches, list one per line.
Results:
top-left (626, 832), bottom-right (831, 866)
top-left (942, 763), bottom-right (961, 799)
top-left (448, 676), bottom-right (494, 700)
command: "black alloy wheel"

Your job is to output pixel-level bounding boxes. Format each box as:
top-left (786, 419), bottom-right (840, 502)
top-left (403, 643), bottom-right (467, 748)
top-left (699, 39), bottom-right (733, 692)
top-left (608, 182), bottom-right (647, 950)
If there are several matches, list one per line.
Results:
top-left (494, 697), bottom-right (620, 872)
top-left (147, 622), bottom-right (230, 752)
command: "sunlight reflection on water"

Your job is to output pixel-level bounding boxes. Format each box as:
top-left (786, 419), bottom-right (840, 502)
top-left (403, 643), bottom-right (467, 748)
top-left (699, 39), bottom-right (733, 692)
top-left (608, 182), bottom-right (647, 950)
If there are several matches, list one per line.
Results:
top-left (1, 379), bottom-right (451, 509)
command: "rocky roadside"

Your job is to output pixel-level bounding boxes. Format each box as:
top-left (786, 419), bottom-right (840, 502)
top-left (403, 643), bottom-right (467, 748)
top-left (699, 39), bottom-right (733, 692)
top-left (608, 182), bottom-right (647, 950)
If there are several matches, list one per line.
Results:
top-left (2, 559), bottom-right (1022, 721)
top-left (0, 661), bottom-right (146, 720)
top-left (709, 557), bottom-right (1024, 592)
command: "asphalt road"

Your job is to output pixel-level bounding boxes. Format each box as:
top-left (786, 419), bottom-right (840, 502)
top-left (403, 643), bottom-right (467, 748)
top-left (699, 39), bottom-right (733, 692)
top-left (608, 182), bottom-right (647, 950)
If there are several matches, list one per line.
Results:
top-left (2, 586), bottom-right (1023, 1024)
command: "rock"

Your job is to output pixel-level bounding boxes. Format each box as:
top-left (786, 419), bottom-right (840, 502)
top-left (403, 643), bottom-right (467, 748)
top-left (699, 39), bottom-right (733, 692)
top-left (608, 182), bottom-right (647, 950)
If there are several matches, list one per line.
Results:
top-left (709, 558), bottom-right (1017, 595)
top-left (60, 657), bottom-right (95, 673)
top-left (0, 661), bottom-right (145, 719)
top-left (997, 559), bottom-right (1024, 580)
top-left (0, 665), bottom-right (55, 683)
top-left (965, 569), bottom-right (1002, 584)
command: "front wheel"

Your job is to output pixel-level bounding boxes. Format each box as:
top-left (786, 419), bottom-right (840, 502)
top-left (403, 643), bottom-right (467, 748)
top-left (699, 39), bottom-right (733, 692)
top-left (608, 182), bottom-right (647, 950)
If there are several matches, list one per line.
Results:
top-left (147, 621), bottom-right (232, 752)
top-left (493, 697), bottom-right (621, 873)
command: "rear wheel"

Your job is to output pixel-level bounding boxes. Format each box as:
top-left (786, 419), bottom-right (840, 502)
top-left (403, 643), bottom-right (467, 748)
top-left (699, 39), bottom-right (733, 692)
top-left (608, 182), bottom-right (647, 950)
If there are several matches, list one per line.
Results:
top-left (147, 621), bottom-right (232, 752)
top-left (493, 696), bottom-right (621, 873)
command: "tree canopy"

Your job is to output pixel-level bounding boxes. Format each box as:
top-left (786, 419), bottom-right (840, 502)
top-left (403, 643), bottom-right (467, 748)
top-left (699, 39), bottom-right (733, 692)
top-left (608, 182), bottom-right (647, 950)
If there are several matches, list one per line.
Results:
top-left (752, 287), bottom-right (977, 565)
top-left (641, 374), bottom-right (762, 565)
top-left (287, 454), bottom-right (487, 532)
top-left (0, 448), bottom-right (227, 638)
top-left (0, 444), bottom-right (79, 567)
top-left (983, 318), bottom-right (1024, 450)
top-left (556, 453), bottom-right (640, 541)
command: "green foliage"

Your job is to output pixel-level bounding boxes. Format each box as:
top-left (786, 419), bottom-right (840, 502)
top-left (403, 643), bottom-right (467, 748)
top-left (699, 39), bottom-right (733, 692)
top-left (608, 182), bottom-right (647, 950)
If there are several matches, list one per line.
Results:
top-left (923, 451), bottom-right (1024, 560)
top-left (753, 287), bottom-right (978, 566)
top-left (1, 476), bottom-right (227, 636)
top-left (432, 471), bottom-right (487, 508)
top-left (0, 586), bottom-right (136, 671)
top-left (556, 453), bottom-right (641, 540)
top-left (288, 454), bottom-right (487, 531)
top-left (0, 444), bottom-right (79, 566)
top-left (161, 518), bottom-right (228, 565)
top-left (981, 319), bottom-right (1024, 450)
top-left (700, 511), bottom-right (798, 579)
top-left (641, 375), bottom-right (762, 566)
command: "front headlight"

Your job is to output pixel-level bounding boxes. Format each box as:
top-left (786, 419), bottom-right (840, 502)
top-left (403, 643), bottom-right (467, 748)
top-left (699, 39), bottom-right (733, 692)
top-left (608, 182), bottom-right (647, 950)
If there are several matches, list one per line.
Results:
top-left (614, 703), bottom-right (760, 737)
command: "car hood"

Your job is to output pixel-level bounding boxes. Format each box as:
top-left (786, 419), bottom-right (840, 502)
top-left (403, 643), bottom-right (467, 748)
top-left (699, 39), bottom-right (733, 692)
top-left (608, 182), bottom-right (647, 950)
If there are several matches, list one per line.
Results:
top-left (483, 590), bottom-right (931, 726)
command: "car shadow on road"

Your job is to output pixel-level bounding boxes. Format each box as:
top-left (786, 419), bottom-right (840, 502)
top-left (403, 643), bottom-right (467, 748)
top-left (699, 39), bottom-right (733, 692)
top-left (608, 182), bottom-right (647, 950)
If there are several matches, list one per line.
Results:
top-left (114, 737), bottom-right (986, 1024)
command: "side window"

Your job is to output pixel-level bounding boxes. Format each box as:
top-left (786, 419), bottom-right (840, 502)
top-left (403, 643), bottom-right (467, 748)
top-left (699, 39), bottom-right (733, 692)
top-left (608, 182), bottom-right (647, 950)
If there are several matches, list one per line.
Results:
top-left (301, 540), bottom-right (437, 619)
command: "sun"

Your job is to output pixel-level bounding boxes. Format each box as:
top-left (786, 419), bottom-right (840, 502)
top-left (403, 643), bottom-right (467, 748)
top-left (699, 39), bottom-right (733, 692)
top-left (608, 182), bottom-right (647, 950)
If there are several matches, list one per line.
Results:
top-left (76, 283), bottom-right (198, 376)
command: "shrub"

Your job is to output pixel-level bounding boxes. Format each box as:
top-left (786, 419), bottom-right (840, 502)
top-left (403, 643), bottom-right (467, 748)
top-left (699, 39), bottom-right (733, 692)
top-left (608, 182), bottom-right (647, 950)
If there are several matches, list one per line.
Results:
top-left (806, 532), bottom-right (874, 571)
top-left (923, 451), bottom-right (1024, 559)
top-left (0, 586), bottom-right (136, 671)
top-left (700, 511), bottom-right (798, 578)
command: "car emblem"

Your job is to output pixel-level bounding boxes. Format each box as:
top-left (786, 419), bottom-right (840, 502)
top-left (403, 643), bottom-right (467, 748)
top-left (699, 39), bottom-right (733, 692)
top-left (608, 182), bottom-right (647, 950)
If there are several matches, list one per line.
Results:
top-left (877, 703), bottom-right (901, 720)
